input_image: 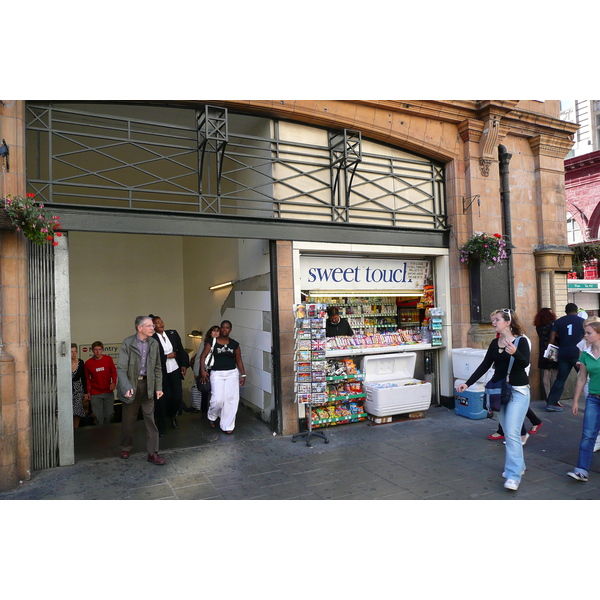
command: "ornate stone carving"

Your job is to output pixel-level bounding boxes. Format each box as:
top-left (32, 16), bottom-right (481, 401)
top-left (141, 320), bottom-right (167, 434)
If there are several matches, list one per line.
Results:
top-left (479, 158), bottom-right (492, 177)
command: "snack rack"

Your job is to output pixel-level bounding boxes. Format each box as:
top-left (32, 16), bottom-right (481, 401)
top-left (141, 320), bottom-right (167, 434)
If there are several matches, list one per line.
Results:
top-left (292, 303), bottom-right (330, 446)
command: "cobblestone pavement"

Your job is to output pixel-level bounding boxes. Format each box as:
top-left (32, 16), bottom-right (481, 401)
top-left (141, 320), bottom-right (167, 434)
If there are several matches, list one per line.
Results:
top-left (2, 399), bottom-right (599, 500)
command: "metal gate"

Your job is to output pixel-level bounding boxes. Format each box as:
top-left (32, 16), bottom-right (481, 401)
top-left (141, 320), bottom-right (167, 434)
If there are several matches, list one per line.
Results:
top-left (28, 234), bottom-right (73, 470)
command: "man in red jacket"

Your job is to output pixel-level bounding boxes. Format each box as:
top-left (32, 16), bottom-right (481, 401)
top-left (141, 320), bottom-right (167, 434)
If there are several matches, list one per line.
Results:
top-left (85, 341), bottom-right (118, 426)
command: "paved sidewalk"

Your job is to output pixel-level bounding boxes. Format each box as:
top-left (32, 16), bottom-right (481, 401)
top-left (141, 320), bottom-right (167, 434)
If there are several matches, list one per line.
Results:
top-left (1, 399), bottom-right (599, 500)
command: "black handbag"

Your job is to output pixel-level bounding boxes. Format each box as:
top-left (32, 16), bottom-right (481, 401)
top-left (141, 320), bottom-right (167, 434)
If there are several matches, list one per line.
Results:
top-left (196, 375), bottom-right (211, 395)
top-left (484, 337), bottom-right (520, 412)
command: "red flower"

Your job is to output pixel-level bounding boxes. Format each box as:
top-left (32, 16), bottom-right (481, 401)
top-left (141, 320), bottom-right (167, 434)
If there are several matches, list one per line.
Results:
top-left (26, 193), bottom-right (36, 198)
top-left (46, 235), bottom-right (53, 241)
top-left (55, 231), bottom-right (62, 237)
top-left (52, 241), bottom-right (59, 246)
top-left (493, 233), bottom-right (502, 238)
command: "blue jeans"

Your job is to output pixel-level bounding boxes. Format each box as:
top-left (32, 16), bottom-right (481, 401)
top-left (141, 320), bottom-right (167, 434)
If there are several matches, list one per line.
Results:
top-left (499, 385), bottom-right (530, 481)
top-left (575, 394), bottom-right (600, 476)
top-left (547, 356), bottom-right (579, 406)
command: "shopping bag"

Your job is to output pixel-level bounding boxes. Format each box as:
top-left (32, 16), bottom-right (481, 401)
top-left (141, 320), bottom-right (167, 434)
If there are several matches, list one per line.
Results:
top-left (190, 384), bottom-right (203, 410)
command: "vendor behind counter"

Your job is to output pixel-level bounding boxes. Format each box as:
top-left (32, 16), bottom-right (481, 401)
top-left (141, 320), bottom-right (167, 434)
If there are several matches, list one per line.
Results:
top-left (326, 306), bottom-right (354, 337)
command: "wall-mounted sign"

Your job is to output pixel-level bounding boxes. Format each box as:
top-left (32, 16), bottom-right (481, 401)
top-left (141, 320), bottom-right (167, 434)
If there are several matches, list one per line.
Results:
top-left (299, 256), bottom-right (430, 291)
top-left (568, 281), bottom-right (600, 290)
top-left (79, 343), bottom-right (121, 362)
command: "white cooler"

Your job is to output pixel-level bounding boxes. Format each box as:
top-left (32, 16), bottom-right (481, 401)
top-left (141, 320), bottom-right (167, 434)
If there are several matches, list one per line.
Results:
top-left (450, 348), bottom-right (492, 386)
top-left (361, 352), bottom-right (432, 417)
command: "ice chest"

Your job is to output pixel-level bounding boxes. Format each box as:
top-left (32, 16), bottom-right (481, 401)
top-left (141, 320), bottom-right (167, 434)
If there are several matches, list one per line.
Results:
top-left (453, 379), bottom-right (487, 420)
top-left (361, 352), bottom-right (431, 417)
top-left (450, 348), bottom-right (492, 383)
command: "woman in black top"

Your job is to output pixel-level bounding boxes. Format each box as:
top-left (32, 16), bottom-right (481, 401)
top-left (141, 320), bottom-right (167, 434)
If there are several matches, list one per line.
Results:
top-left (456, 308), bottom-right (531, 491)
top-left (200, 320), bottom-right (246, 433)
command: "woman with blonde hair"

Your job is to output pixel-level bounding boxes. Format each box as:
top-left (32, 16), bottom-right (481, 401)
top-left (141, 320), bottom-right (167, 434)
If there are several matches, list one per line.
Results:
top-left (568, 319), bottom-right (600, 482)
top-left (574, 316), bottom-right (600, 457)
top-left (457, 308), bottom-right (531, 491)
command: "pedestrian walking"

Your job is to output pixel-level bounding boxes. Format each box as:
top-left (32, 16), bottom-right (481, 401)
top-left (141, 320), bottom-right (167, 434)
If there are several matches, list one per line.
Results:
top-left (568, 320), bottom-right (600, 482)
top-left (545, 303), bottom-right (585, 412)
top-left (457, 308), bottom-right (531, 491)
top-left (116, 315), bottom-right (165, 465)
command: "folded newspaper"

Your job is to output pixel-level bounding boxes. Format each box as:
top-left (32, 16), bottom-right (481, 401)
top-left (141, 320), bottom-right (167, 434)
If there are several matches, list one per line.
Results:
top-left (543, 344), bottom-right (559, 361)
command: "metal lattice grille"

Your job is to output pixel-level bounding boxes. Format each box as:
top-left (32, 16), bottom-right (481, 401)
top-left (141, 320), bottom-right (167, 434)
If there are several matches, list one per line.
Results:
top-left (26, 102), bottom-right (447, 230)
top-left (28, 242), bottom-right (59, 471)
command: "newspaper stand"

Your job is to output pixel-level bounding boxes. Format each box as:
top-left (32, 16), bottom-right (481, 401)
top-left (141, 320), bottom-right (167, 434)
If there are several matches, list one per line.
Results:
top-left (292, 303), bottom-right (331, 447)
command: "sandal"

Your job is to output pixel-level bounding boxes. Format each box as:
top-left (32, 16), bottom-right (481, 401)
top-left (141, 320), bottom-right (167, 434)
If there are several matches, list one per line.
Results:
top-left (208, 419), bottom-right (216, 428)
top-left (529, 422), bottom-right (543, 434)
top-left (487, 433), bottom-right (505, 441)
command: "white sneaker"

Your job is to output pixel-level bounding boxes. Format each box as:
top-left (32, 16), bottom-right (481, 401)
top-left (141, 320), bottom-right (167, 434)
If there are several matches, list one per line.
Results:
top-left (504, 479), bottom-right (519, 490)
top-left (567, 471), bottom-right (588, 482)
top-left (594, 441), bottom-right (600, 453)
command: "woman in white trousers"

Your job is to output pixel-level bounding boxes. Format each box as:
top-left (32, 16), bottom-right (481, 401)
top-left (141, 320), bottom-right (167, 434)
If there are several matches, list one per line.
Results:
top-left (200, 320), bottom-right (246, 433)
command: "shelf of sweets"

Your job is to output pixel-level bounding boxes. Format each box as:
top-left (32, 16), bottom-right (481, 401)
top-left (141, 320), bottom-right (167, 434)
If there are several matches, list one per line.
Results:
top-left (326, 373), bottom-right (364, 382)
top-left (312, 414), bottom-right (368, 428)
top-left (326, 393), bottom-right (366, 402)
top-left (326, 342), bottom-right (443, 357)
top-left (310, 400), bottom-right (367, 428)
top-left (345, 311), bottom-right (397, 317)
top-left (327, 330), bottom-right (424, 350)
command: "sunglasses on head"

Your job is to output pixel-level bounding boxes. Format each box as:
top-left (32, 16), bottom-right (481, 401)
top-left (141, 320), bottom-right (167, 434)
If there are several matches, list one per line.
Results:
top-left (502, 308), bottom-right (511, 317)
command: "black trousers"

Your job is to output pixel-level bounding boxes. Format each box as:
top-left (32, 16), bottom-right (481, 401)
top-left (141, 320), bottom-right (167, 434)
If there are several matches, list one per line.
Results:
top-left (154, 369), bottom-right (183, 433)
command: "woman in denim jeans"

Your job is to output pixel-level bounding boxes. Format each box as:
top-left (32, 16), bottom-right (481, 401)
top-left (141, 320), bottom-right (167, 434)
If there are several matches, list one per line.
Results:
top-left (457, 309), bottom-right (531, 491)
top-left (568, 321), bottom-right (600, 482)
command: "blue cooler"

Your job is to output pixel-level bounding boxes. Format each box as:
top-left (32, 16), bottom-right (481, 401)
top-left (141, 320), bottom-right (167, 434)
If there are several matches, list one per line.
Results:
top-left (450, 348), bottom-right (493, 420)
top-left (453, 379), bottom-right (487, 420)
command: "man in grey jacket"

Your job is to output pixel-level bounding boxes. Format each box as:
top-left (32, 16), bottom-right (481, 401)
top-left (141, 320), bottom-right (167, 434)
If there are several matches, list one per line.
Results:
top-left (117, 315), bottom-right (165, 464)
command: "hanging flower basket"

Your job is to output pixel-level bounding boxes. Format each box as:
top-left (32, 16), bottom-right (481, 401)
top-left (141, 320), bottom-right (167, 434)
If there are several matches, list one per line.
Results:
top-left (460, 232), bottom-right (508, 268)
top-left (1, 193), bottom-right (62, 246)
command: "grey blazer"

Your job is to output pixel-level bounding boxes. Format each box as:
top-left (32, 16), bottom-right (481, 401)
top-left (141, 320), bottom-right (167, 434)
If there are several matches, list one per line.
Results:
top-left (116, 334), bottom-right (163, 403)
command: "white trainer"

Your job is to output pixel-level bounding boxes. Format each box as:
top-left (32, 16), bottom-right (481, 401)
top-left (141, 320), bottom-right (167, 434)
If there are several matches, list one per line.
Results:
top-left (504, 479), bottom-right (519, 491)
top-left (567, 471), bottom-right (588, 482)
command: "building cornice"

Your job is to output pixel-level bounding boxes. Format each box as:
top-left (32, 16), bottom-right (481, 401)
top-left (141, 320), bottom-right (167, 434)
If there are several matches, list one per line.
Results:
top-left (529, 133), bottom-right (576, 159)
top-left (565, 149), bottom-right (600, 172)
top-left (127, 100), bottom-right (579, 160)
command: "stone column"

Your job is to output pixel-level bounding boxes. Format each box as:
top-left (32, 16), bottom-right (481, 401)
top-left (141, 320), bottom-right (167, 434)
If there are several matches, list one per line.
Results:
top-left (0, 100), bottom-right (31, 491)
top-left (529, 134), bottom-right (576, 315)
top-left (273, 240), bottom-right (299, 435)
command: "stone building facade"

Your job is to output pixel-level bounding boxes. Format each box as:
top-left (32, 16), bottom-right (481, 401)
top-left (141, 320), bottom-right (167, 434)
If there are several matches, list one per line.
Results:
top-left (0, 100), bottom-right (578, 491)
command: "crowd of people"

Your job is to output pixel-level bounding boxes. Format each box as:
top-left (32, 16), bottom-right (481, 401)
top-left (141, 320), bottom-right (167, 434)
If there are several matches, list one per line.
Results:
top-left (71, 316), bottom-right (246, 466)
top-left (458, 302), bottom-right (600, 491)
top-left (70, 303), bottom-right (600, 485)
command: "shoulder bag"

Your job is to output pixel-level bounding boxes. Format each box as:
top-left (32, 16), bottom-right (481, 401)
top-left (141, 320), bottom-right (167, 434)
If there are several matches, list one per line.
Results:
top-left (484, 337), bottom-right (521, 413)
top-left (204, 337), bottom-right (217, 371)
